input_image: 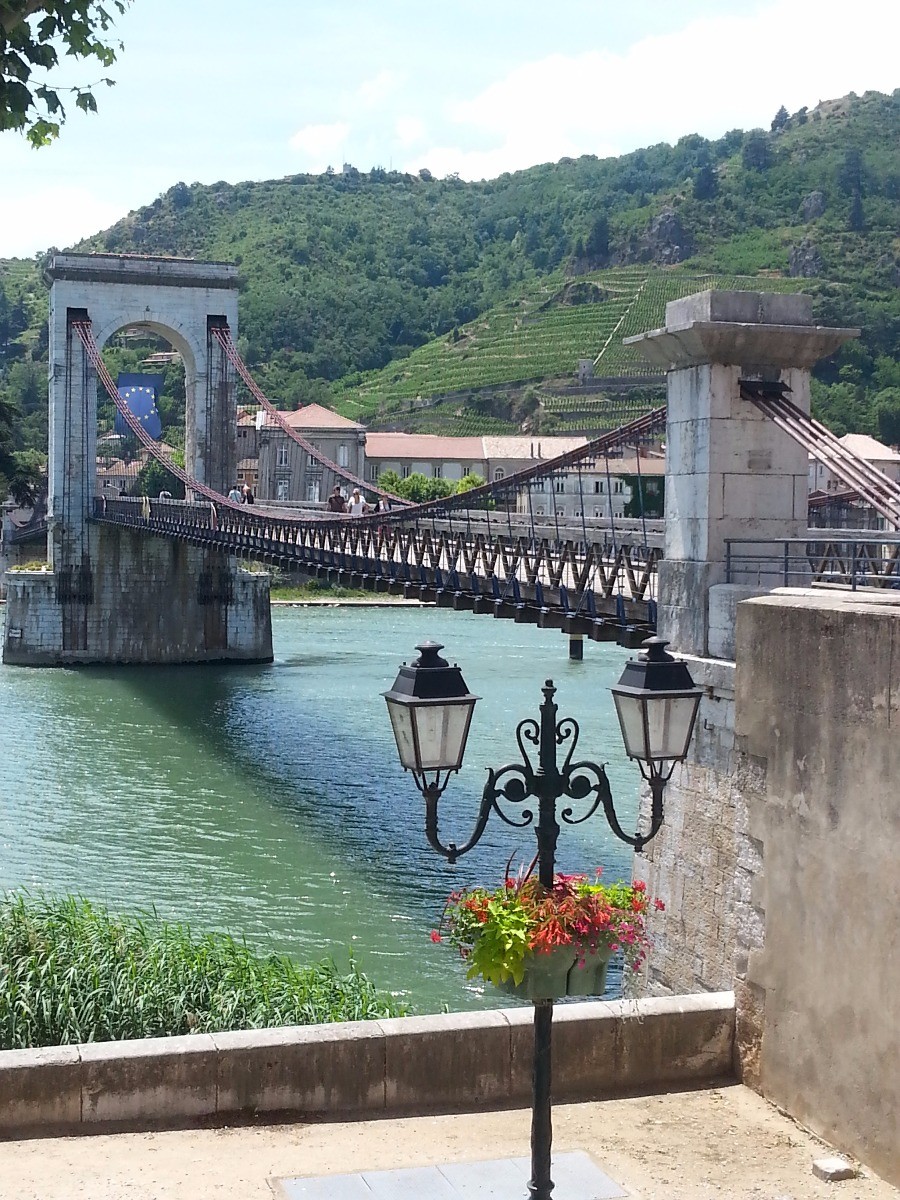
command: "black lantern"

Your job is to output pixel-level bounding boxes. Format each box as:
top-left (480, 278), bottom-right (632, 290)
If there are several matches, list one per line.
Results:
top-left (383, 640), bottom-right (479, 798)
top-left (611, 636), bottom-right (703, 779)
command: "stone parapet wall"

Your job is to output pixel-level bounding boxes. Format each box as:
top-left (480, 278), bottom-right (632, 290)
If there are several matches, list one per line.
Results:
top-left (0, 994), bottom-right (734, 1136)
top-left (734, 591), bottom-right (900, 1187)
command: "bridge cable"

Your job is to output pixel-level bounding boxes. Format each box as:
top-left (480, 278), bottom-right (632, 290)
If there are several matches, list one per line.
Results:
top-left (604, 447), bottom-right (626, 625)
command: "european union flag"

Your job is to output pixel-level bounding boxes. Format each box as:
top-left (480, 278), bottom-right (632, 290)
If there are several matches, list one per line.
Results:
top-left (115, 373), bottom-right (163, 441)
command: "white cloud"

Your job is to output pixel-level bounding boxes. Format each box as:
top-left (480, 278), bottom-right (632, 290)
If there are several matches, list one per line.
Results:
top-left (0, 187), bottom-right (124, 258)
top-left (288, 121), bottom-right (351, 171)
top-left (394, 116), bottom-right (426, 148)
top-left (416, 0), bottom-right (899, 180)
top-left (357, 70), bottom-right (404, 108)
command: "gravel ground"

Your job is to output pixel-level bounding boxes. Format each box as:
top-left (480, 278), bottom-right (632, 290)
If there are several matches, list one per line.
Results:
top-left (1, 1085), bottom-right (896, 1200)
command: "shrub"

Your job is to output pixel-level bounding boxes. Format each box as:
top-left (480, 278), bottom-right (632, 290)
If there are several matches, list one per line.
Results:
top-left (0, 893), bottom-right (404, 1048)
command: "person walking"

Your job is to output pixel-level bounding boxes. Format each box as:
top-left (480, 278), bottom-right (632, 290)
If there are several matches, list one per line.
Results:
top-left (241, 483), bottom-right (255, 504)
top-left (347, 487), bottom-right (368, 516)
top-left (227, 482), bottom-right (243, 504)
top-left (326, 485), bottom-right (347, 514)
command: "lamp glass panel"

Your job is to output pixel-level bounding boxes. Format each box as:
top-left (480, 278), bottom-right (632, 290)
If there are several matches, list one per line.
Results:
top-left (386, 699), bottom-right (419, 770)
top-left (644, 693), bottom-right (701, 760)
top-left (412, 700), bottom-right (474, 771)
top-left (613, 692), bottom-right (649, 760)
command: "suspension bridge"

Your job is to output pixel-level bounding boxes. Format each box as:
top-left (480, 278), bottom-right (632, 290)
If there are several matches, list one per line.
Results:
top-left (4, 253), bottom-right (898, 667)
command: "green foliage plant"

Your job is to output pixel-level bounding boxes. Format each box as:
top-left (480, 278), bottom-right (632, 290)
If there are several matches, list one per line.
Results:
top-left (435, 865), bottom-right (662, 988)
top-left (0, 893), bottom-right (405, 1049)
top-left (0, 1), bottom-right (127, 147)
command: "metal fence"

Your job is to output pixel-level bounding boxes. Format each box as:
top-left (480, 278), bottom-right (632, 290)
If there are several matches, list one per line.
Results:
top-left (725, 536), bottom-right (900, 591)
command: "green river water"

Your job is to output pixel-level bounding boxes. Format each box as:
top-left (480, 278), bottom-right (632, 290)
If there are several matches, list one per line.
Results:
top-left (0, 604), bottom-right (643, 1012)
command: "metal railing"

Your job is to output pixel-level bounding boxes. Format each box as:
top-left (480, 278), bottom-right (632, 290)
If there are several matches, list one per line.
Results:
top-left (725, 536), bottom-right (900, 591)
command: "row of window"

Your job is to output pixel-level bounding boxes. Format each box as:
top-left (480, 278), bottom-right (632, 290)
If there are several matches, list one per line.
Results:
top-left (274, 443), bottom-right (352, 469)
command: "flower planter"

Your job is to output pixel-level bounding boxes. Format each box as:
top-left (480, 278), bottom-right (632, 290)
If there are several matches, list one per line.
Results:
top-left (494, 945), bottom-right (614, 1002)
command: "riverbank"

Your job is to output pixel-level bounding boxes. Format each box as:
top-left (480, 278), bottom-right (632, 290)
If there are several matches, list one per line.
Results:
top-left (271, 597), bottom-right (433, 607)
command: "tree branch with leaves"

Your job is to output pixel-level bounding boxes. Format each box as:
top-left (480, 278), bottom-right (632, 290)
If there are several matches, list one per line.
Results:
top-left (0, 0), bottom-right (127, 146)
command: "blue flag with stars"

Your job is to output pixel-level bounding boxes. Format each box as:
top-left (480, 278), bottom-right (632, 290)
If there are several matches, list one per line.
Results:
top-left (115, 373), bottom-right (163, 441)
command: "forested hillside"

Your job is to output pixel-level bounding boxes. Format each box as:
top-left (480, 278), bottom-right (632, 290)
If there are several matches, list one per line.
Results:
top-left (1, 87), bottom-right (899, 489)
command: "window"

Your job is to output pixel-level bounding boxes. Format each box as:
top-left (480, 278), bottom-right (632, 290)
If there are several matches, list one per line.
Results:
top-left (368, 465), bottom-right (379, 481)
top-left (402, 465), bottom-right (411, 479)
top-left (462, 467), bottom-right (471, 477)
top-left (276, 444), bottom-right (289, 468)
top-left (276, 478), bottom-right (289, 502)
top-left (433, 465), bottom-right (442, 479)
top-left (614, 480), bottom-right (623, 494)
top-left (593, 508), bottom-right (602, 518)
top-left (554, 479), bottom-right (565, 493)
top-left (337, 443), bottom-right (350, 468)
top-left (494, 468), bottom-right (505, 482)
top-left (306, 479), bottom-right (321, 503)
top-left (594, 480), bottom-right (604, 494)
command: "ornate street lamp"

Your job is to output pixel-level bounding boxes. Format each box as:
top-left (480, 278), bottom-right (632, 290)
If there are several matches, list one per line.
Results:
top-left (384, 636), bottom-right (701, 1200)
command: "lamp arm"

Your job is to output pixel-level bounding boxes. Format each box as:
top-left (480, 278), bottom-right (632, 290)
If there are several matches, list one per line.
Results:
top-left (422, 781), bottom-right (495, 865)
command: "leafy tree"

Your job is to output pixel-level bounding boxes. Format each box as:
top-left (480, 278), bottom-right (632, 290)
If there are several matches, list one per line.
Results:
top-left (584, 214), bottom-right (609, 261)
top-left (0, 1), bottom-right (127, 147)
top-left (693, 163), bottom-right (718, 201)
top-left (133, 452), bottom-right (185, 499)
top-left (741, 130), bottom-right (772, 171)
top-left (837, 147), bottom-right (864, 195)
top-left (770, 105), bottom-right (789, 132)
top-left (453, 473), bottom-right (484, 493)
top-left (847, 189), bottom-right (864, 232)
top-left (874, 388), bottom-right (900, 446)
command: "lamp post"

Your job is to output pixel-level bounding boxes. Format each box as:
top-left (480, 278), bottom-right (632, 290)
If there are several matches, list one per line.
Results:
top-left (384, 637), bottom-right (701, 1200)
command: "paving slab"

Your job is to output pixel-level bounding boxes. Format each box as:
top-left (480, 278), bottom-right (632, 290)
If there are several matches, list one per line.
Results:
top-left (276, 1152), bottom-right (626, 1199)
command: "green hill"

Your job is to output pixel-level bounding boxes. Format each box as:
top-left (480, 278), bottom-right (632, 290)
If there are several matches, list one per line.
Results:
top-left (331, 267), bottom-right (804, 424)
top-left (1, 87), bottom-right (899, 459)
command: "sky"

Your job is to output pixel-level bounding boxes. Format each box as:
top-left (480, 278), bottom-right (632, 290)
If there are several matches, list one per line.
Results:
top-left (0, 0), bottom-right (897, 259)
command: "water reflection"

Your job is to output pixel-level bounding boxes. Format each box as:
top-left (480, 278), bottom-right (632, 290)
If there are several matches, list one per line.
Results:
top-left (0, 606), bottom-right (643, 1011)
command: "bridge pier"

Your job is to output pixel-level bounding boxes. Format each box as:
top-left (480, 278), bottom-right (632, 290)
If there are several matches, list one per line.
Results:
top-left (626, 289), bottom-right (856, 657)
top-left (2, 254), bottom-right (273, 666)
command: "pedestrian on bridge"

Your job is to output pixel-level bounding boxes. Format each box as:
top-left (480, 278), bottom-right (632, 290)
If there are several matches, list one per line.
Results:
top-left (348, 487), bottom-right (369, 517)
top-left (227, 483), bottom-right (243, 504)
top-left (326, 485), bottom-right (347, 514)
top-left (241, 483), bottom-right (255, 504)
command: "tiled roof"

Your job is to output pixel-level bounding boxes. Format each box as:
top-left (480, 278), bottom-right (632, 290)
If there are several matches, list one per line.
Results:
top-left (365, 433), bottom-right (486, 460)
top-left (482, 436), bottom-right (587, 459)
top-left (838, 433), bottom-right (900, 463)
top-left (268, 404), bottom-right (364, 432)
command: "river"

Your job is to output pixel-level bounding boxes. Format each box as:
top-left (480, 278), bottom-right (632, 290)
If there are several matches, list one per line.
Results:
top-left (0, 604), bottom-right (644, 1012)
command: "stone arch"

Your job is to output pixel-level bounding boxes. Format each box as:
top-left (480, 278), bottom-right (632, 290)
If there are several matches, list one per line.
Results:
top-left (45, 254), bottom-right (240, 566)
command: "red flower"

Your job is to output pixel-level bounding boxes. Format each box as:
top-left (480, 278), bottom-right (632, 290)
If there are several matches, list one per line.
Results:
top-left (430, 930), bottom-right (442, 943)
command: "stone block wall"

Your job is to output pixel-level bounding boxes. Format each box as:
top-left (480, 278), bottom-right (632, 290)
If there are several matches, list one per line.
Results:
top-left (636, 589), bottom-right (900, 1186)
top-left (635, 656), bottom-right (765, 999)
top-left (3, 526), bottom-right (272, 665)
top-left (734, 591), bottom-right (900, 1186)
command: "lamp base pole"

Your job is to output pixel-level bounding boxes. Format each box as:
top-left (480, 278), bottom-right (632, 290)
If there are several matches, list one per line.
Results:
top-left (528, 999), bottom-right (554, 1200)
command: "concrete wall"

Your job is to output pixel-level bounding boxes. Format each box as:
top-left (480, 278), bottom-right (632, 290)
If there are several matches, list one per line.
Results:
top-left (0, 993), bottom-right (734, 1135)
top-left (3, 525), bottom-right (272, 665)
top-left (733, 591), bottom-right (900, 1186)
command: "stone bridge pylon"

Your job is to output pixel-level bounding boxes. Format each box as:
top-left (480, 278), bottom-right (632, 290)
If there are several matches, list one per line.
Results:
top-left (3, 253), bottom-right (272, 665)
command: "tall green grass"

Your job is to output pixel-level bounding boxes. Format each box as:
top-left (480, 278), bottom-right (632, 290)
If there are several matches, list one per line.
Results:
top-left (0, 893), bottom-right (405, 1048)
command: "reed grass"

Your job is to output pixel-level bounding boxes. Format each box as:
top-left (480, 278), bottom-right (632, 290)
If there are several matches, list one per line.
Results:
top-left (0, 893), bottom-right (405, 1049)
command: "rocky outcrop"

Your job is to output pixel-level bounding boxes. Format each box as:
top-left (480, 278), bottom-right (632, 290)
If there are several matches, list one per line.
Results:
top-left (611, 207), bottom-right (691, 267)
top-left (789, 238), bottom-right (824, 277)
top-left (799, 190), bottom-right (826, 221)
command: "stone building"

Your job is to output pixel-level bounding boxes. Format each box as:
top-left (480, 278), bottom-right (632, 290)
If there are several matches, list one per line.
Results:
top-left (256, 405), bottom-right (366, 503)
